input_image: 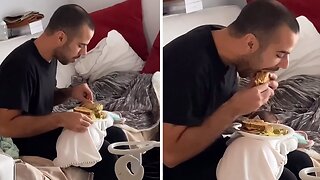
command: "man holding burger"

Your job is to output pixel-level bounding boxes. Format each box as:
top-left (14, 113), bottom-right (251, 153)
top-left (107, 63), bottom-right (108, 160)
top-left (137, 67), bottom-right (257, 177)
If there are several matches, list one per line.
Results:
top-left (163, 0), bottom-right (313, 179)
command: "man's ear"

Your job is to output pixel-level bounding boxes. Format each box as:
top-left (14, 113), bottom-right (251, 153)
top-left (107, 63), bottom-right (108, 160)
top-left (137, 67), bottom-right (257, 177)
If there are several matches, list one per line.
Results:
top-left (55, 30), bottom-right (67, 46)
top-left (243, 33), bottom-right (259, 53)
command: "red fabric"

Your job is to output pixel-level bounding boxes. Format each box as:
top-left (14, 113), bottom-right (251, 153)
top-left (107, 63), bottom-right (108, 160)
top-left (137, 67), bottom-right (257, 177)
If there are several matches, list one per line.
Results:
top-left (142, 32), bottom-right (160, 73)
top-left (246, 0), bottom-right (320, 32)
top-left (88, 0), bottom-right (149, 60)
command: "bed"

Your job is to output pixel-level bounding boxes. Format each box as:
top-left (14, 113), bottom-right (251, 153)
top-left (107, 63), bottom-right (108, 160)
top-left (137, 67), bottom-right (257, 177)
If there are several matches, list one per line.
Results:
top-left (163, 0), bottom-right (320, 169)
top-left (0, 0), bottom-right (160, 179)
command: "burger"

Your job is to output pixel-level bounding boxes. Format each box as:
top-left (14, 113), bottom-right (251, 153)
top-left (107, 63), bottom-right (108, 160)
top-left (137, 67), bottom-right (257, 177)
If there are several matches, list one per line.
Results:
top-left (240, 119), bottom-right (273, 134)
top-left (254, 71), bottom-right (270, 86)
top-left (73, 102), bottom-right (107, 119)
top-left (73, 106), bottom-right (96, 120)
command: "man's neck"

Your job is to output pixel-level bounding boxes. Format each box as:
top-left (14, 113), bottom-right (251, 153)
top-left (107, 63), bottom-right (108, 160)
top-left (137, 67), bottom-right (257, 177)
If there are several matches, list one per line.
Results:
top-left (212, 28), bottom-right (239, 66)
top-left (34, 34), bottom-right (55, 62)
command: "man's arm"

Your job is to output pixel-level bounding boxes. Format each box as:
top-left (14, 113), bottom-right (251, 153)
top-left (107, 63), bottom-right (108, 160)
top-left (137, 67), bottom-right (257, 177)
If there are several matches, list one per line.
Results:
top-left (163, 83), bottom-right (275, 168)
top-left (54, 87), bottom-right (72, 105)
top-left (0, 108), bottom-right (62, 138)
top-left (54, 83), bottom-right (94, 105)
top-left (0, 108), bottom-right (93, 138)
top-left (163, 102), bottom-right (237, 168)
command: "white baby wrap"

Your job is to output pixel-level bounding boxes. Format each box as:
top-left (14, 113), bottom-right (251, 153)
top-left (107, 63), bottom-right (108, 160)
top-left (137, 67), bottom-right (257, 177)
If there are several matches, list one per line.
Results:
top-left (216, 134), bottom-right (298, 180)
top-left (53, 114), bottom-right (114, 168)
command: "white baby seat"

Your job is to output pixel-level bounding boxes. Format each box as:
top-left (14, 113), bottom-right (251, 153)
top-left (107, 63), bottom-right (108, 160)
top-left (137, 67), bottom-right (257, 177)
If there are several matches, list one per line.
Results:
top-left (300, 167), bottom-right (320, 180)
top-left (108, 141), bottom-right (160, 180)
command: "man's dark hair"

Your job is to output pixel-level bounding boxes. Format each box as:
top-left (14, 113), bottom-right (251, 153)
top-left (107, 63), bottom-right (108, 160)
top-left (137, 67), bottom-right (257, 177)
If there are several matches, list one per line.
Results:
top-left (46, 4), bottom-right (94, 37)
top-left (229, 0), bottom-right (299, 45)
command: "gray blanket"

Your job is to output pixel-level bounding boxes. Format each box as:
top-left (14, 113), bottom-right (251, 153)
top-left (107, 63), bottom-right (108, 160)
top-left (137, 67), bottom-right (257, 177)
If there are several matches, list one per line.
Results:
top-left (241, 75), bottom-right (320, 153)
top-left (53, 71), bottom-right (160, 132)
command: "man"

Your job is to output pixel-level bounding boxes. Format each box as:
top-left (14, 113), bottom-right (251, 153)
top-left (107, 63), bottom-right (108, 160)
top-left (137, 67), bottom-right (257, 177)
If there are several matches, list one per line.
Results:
top-left (164, 0), bottom-right (313, 180)
top-left (0, 4), bottom-right (127, 180)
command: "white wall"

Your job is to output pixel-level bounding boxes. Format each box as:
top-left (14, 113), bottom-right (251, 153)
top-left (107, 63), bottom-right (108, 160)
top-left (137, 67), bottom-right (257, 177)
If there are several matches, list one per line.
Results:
top-left (164, 0), bottom-right (246, 15)
top-left (203, 0), bottom-right (246, 8)
top-left (1, 0), bottom-right (71, 28)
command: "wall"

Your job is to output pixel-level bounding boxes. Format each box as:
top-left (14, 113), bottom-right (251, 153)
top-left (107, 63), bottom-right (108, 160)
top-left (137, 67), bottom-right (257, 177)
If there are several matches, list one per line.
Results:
top-left (0, 0), bottom-right (71, 28)
top-left (164, 0), bottom-right (246, 15)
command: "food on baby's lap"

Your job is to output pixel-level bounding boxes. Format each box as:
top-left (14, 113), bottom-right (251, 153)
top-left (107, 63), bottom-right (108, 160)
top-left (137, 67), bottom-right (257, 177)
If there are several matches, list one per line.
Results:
top-left (73, 102), bottom-right (107, 120)
top-left (241, 119), bottom-right (288, 136)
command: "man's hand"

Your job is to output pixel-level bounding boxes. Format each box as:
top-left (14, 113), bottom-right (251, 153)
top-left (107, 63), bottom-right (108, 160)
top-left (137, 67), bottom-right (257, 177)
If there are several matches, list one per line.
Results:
top-left (71, 83), bottom-right (93, 102)
top-left (248, 110), bottom-right (279, 123)
top-left (57, 112), bottom-right (93, 132)
top-left (248, 72), bottom-right (278, 90)
top-left (228, 83), bottom-right (274, 116)
top-left (268, 73), bottom-right (278, 90)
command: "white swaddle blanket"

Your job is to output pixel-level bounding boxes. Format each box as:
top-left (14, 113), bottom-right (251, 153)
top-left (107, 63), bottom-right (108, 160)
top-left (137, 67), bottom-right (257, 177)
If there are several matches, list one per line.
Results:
top-left (53, 113), bottom-right (114, 168)
top-left (217, 133), bottom-right (298, 180)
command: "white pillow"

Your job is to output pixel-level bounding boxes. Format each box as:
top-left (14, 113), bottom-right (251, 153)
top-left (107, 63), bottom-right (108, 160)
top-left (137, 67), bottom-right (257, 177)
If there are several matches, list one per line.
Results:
top-left (56, 62), bottom-right (76, 88)
top-left (276, 16), bottom-right (320, 81)
top-left (163, 5), bottom-right (242, 45)
top-left (75, 30), bottom-right (145, 82)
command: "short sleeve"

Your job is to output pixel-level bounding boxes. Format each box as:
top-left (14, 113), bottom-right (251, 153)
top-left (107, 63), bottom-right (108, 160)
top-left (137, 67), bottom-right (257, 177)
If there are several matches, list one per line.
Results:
top-left (163, 41), bottom-right (210, 126)
top-left (0, 61), bottom-right (34, 113)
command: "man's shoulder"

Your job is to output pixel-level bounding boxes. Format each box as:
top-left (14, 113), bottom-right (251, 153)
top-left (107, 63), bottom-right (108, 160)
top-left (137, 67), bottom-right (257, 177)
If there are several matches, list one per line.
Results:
top-left (0, 40), bottom-right (37, 74)
top-left (3, 40), bottom-right (35, 64)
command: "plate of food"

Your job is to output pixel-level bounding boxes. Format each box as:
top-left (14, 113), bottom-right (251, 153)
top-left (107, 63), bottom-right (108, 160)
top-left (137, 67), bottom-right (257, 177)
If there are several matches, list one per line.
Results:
top-left (70, 101), bottom-right (109, 122)
top-left (238, 119), bottom-right (295, 140)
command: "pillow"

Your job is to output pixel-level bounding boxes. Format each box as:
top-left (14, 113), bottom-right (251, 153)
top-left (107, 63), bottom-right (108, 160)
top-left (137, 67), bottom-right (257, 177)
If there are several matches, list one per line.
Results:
top-left (163, 5), bottom-right (242, 45)
top-left (276, 16), bottom-right (320, 81)
top-left (75, 30), bottom-right (145, 82)
top-left (142, 32), bottom-right (160, 73)
top-left (88, 0), bottom-right (149, 61)
top-left (56, 62), bottom-right (76, 88)
top-left (247, 0), bottom-right (320, 33)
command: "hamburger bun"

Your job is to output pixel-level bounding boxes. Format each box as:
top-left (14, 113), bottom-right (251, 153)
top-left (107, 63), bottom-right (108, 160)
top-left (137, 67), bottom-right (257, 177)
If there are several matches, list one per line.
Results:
top-left (73, 106), bottom-right (96, 120)
top-left (241, 119), bottom-right (273, 134)
top-left (81, 102), bottom-right (103, 112)
top-left (254, 71), bottom-right (270, 86)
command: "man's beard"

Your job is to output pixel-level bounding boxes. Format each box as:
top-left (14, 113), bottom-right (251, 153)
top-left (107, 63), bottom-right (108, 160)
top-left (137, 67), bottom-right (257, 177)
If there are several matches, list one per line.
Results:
top-left (235, 51), bottom-right (263, 78)
top-left (235, 57), bottom-right (255, 78)
top-left (54, 45), bottom-right (75, 65)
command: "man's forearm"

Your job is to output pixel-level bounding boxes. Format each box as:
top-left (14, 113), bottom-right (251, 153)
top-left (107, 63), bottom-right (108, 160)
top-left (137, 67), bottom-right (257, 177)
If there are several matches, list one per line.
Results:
top-left (0, 113), bottom-right (62, 138)
top-left (54, 88), bottom-right (72, 105)
top-left (164, 102), bottom-right (239, 167)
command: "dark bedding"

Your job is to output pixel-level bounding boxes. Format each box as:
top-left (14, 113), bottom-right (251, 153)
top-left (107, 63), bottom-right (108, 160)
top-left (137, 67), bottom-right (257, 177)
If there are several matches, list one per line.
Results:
top-left (53, 71), bottom-right (160, 132)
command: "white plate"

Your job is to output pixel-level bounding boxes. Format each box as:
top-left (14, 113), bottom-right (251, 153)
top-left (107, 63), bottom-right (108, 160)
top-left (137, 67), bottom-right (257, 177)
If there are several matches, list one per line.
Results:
top-left (238, 123), bottom-right (295, 140)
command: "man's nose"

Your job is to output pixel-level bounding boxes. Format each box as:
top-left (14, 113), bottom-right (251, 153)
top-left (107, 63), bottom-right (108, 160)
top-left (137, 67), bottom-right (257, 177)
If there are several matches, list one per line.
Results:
top-left (79, 46), bottom-right (87, 56)
top-left (279, 55), bottom-right (289, 69)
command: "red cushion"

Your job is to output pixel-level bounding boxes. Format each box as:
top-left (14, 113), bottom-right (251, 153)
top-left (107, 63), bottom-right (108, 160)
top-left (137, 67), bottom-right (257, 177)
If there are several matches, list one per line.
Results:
top-left (142, 32), bottom-right (160, 73)
top-left (246, 0), bottom-right (320, 32)
top-left (88, 0), bottom-right (149, 60)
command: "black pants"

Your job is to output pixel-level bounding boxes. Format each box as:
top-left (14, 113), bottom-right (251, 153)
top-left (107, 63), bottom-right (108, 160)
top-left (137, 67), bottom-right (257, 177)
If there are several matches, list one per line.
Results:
top-left (279, 150), bottom-right (314, 180)
top-left (81, 126), bottom-right (160, 180)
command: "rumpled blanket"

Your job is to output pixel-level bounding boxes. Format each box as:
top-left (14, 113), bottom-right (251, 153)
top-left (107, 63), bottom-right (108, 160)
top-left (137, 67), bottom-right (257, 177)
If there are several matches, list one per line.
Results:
top-left (0, 137), bottom-right (19, 159)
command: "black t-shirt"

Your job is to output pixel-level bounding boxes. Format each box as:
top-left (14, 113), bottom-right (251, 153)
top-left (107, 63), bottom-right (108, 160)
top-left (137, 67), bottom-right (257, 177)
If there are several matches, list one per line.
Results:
top-left (164, 25), bottom-right (238, 126)
top-left (0, 39), bottom-right (60, 159)
top-left (163, 25), bottom-right (238, 179)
